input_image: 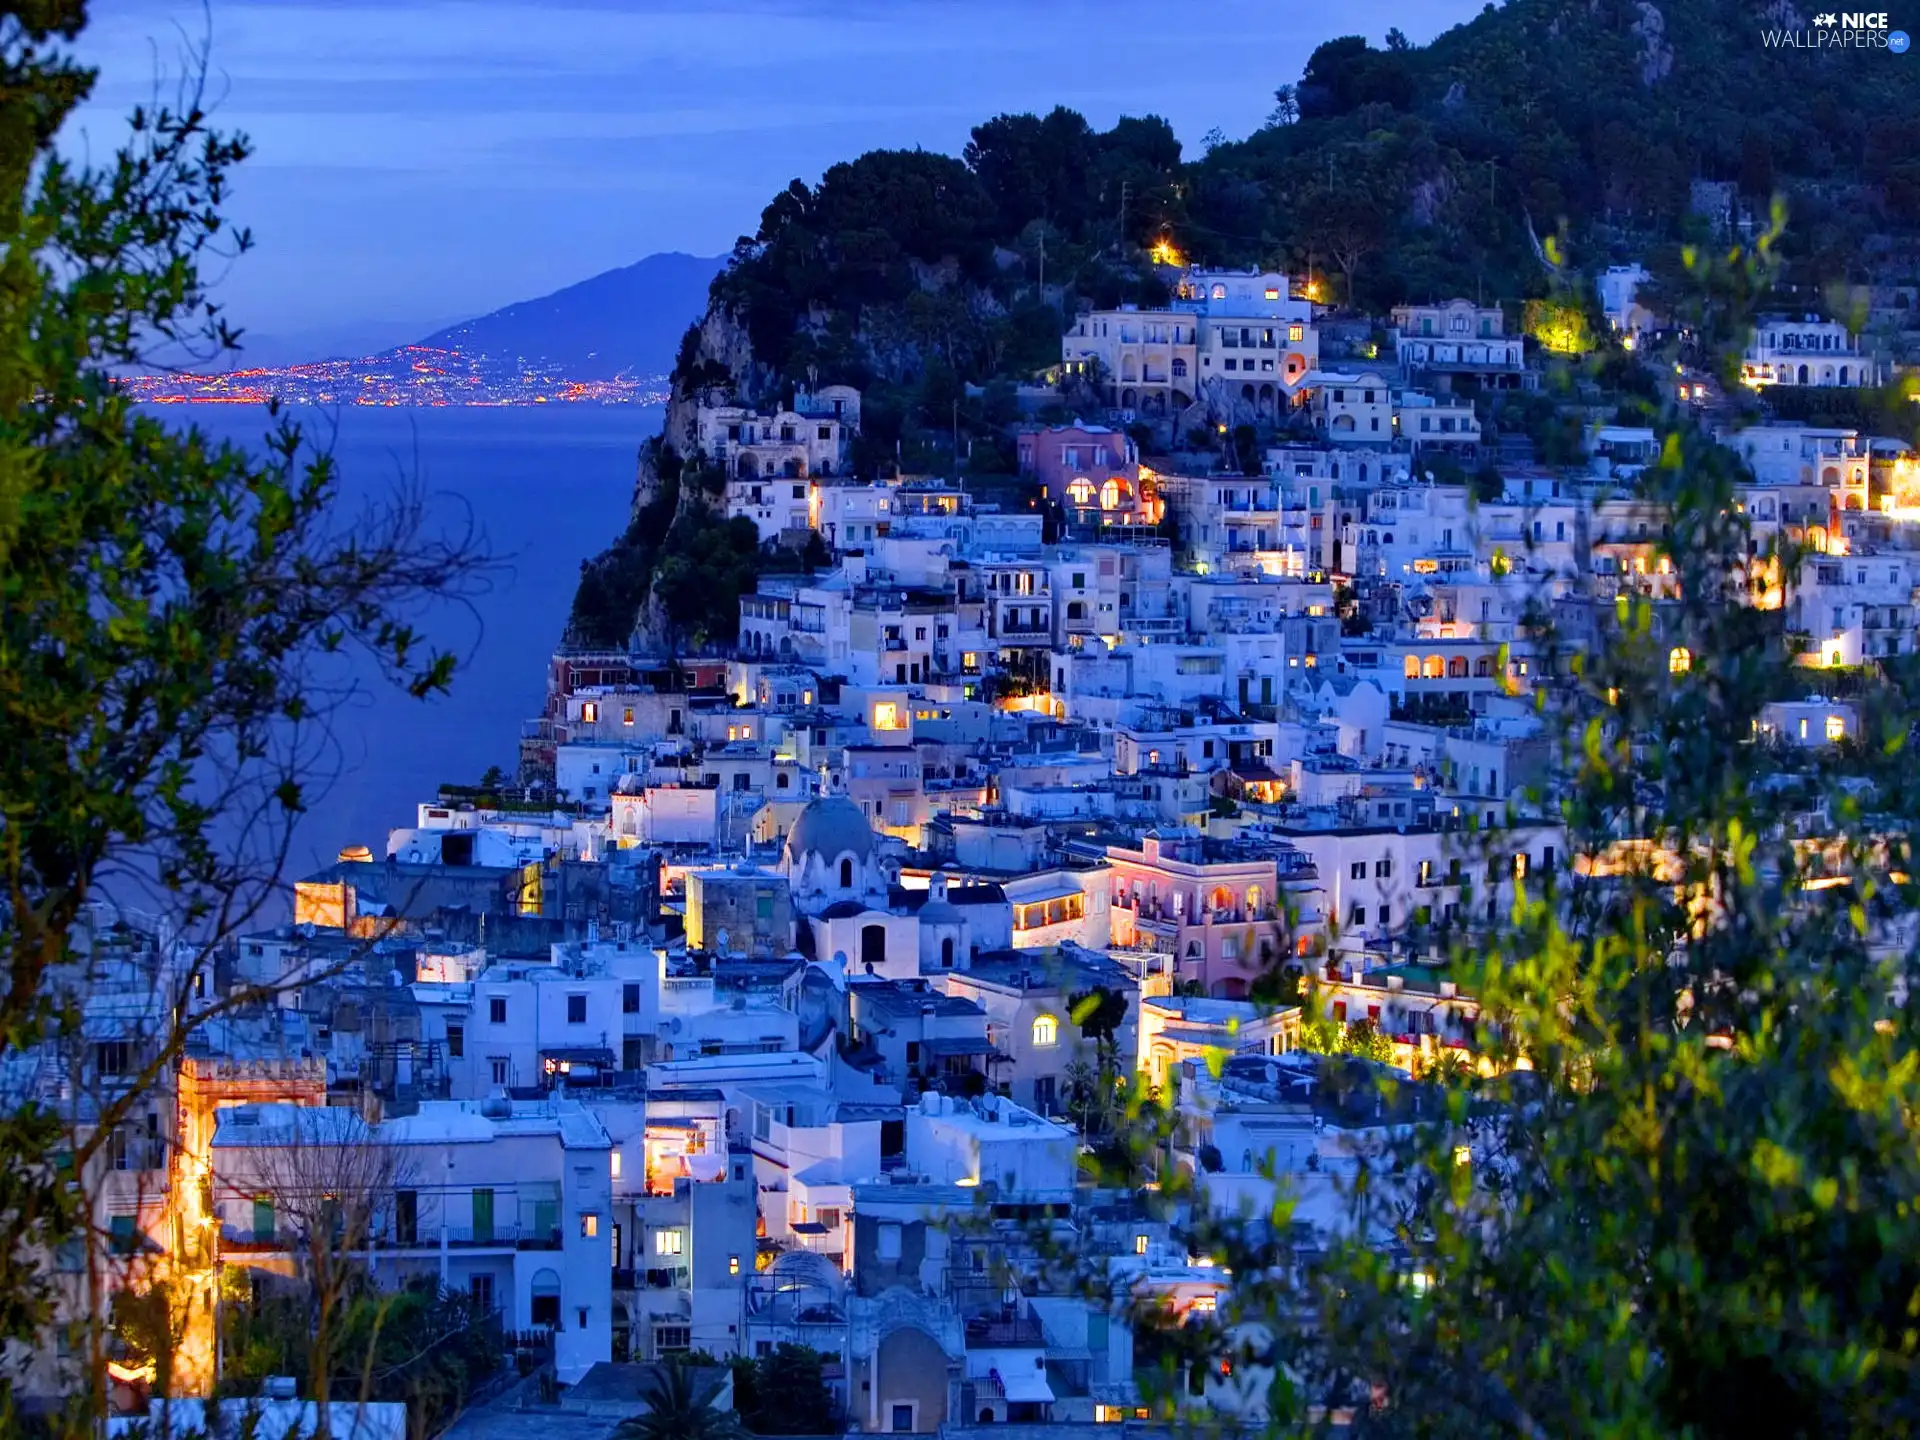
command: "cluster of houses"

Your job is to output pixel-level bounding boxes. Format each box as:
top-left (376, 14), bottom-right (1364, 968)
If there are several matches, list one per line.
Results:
top-left (15, 264), bottom-right (1916, 1432)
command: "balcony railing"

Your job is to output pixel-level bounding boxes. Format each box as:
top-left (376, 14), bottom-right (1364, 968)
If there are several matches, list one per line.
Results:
top-left (219, 1221), bottom-right (563, 1253)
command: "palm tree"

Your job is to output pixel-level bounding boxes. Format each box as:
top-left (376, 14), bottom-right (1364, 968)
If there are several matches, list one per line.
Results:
top-left (615, 1364), bottom-right (747, 1440)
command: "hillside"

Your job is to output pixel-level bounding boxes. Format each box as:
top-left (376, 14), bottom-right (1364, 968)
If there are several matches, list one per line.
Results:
top-left (1185, 0), bottom-right (1920, 308)
top-left (566, 0), bottom-right (1920, 651)
top-left (421, 251), bottom-right (727, 379)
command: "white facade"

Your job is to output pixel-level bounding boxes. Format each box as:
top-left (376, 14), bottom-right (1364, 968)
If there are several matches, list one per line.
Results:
top-left (210, 1098), bottom-right (615, 1383)
top-left (1742, 317), bottom-right (1877, 388)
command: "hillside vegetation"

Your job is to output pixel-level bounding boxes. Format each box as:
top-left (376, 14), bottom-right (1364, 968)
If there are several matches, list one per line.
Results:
top-left (567, 0), bottom-right (1920, 650)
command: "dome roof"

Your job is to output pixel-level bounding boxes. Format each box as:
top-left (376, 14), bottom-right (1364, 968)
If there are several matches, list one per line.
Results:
top-left (784, 795), bottom-right (876, 865)
top-left (917, 898), bottom-right (964, 925)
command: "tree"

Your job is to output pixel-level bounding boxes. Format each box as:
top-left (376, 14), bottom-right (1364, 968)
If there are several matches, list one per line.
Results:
top-left (1069, 986), bottom-right (1131, 1070)
top-left (237, 1110), bottom-right (419, 1420)
top-left (615, 1364), bottom-right (747, 1440)
top-left (1340, 1017), bottom-right (1394, 1064)
top-left (742, 1344), bottom-right (839, 1434)
top-left (0, 10), bottom-right (488, 1430)
top-left (1306, 175), bottom-right (1393, 310)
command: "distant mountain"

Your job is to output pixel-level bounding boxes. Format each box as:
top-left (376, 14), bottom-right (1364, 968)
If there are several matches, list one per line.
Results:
top-left (418, 252), bottom-right (727, 380)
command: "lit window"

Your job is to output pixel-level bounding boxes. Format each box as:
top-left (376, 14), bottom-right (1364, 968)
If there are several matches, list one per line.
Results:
top-left (655, 1229), bottom-right (684, 1256)
top-left (873, 701), bottom-right (904, 730)
top-left (1265, 287), bottom-right (1280, 300)
top-left (1191, 1295), bottom-right (1217, 1313)
top-left (1826, 714), bottom-right (1846, 742)
top-left (1403, 655), bottom-right (1420, 679)
top-left (1135, 1234), bottom-right (1149, 1255)
top-left (1032, 1015), bottom-right (1059, 1047)
top-left (1288, 324), bottom-right (1304, 343)
top-left (580, 702), bottom-right (599, 723)
top-left (1068, 477), bottom-right (1095, 505)
top-left (622, 707), bottom-right (634, 726)
top-left (1668, 646), bottom-right (1692, 675)
top-left (729, 1255), bottom-right (741, 1276)
top-left (1101, 479), bottom-right (1122, 510)
top-left (611, 1152), bottom-right (622, 1179)
top-left (581, 1213), bottom-right (599, 1239)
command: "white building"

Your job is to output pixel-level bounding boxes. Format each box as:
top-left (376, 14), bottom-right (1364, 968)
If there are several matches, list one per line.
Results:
top-left (209, 1097), bottom-right (615, 1383)
top-left (1741, 316), bottom-right (1878, 388)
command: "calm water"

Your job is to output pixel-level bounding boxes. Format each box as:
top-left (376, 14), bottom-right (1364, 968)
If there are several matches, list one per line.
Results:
top-left (156, 405), bottom-right (655, 875)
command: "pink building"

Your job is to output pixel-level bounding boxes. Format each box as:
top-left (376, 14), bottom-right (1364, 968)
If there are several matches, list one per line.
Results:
top-left (1017, 423), bottom-right (1158, 527)
top-left (1106, 832), bottom-right (1297, 999)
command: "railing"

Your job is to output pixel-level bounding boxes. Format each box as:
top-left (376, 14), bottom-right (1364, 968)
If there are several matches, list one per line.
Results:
top-left (964, 1315), bottom-right (1047, 1347)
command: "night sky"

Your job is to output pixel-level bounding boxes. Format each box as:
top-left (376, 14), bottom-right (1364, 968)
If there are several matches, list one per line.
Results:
top-left (70, 0), bottom-right (1476, 352)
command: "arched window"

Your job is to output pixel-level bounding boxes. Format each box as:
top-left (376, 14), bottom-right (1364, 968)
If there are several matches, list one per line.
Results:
top-left (1068, 477), bottom-right (1094, 506)
top-left (839, 857), bottom-right (854, 890)
top-left (530, 1268), bottom-right (561, 1327)
top-left (1245, 884), bottom-right (1265, 916)
top-left (1209, 885), bottom-right (1234, 912)
top-left (1475, 657), bottom-right (1493, 677)
top-left (1448, 655), bottom-right (1469, 678)
top-left (1171, 358), bottom-right (1187, 378)
top-left (1422, 654), bottom-right (1445, 679)
top-left (1404, 655), bottom-right (1420, 679)
top-left (1669, 646), bottom-right (1692, 675)
top-left (860, 924), bottom-right (887, 970)
top-left (1211, 284), bottom-right (1227, 300)
top-left (1101, 479), bottom-right (1122, 510)
top-left (1032, 1015), bottom-right (1058, 1047)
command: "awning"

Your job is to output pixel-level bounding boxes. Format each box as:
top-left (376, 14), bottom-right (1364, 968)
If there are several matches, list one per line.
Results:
top-left (924, 1036), bottom-right (997, 1057)
top-left (994, 1371), bottom-right (1056, 1404)
top-left (1004, 877), bottom-right (1085, 906)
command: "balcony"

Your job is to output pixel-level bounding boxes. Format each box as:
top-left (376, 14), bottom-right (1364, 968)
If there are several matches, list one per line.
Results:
top-left (964, 1314), bottom-right (1047, 1348)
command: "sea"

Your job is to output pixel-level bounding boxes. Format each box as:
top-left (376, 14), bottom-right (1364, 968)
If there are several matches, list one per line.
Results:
top-left (150, 403), bottom-right (656, 881)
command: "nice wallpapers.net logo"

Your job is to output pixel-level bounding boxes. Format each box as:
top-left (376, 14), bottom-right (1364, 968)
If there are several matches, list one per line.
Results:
top-left (1762, 9), bottom-right (1909, 46)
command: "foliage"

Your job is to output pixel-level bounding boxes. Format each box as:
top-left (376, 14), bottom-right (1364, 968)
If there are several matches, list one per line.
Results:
top-left (1522, 295), bottom-right (1593, 356)
top-left (109, 1283), bottom-right (187, 1397)
top-left (1188, 0), bottom-right (1920, 308)
top-left (220, 1281), bottom-right (501, 1436)
top-left (1339, 1016), bottom-right (1394, 1064)
top-left (0, 9), bottom-right (489, 1430)
top-left (614, 1363), bottom-right (747, 1440)
top-left (1069, 985), bottom-right (1132, 1060)
top-left (732, 1344), bottom-right (840, 1435)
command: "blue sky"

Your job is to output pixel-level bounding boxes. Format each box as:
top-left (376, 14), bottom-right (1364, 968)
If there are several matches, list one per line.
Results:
top-left (69, 0), bottom-right (1477, 347)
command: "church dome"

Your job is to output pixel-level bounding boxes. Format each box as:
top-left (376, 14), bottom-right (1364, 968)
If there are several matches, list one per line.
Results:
top-left (783, 795), bottom-right (876, 866)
